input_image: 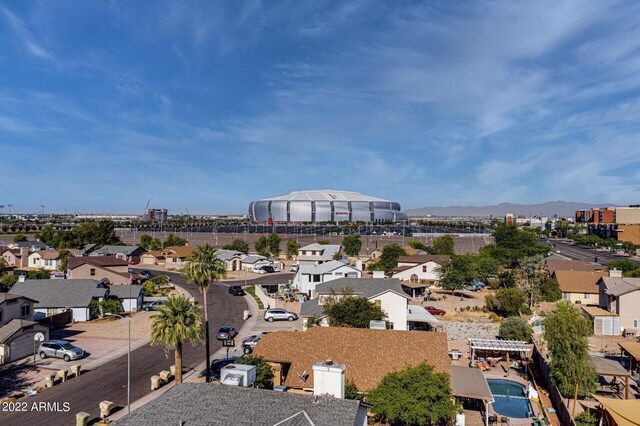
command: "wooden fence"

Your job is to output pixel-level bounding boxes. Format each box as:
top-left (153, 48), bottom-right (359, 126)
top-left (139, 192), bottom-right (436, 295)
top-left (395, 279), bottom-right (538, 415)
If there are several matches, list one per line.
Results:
top-left (37, 309), bottom-right (72, 329)
top-left (532, 344), bottom-right (577, 426)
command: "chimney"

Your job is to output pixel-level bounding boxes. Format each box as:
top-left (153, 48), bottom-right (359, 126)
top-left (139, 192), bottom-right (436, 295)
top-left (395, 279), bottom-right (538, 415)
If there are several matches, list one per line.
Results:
top-left (355, 259), bottom-right (363, 271)
top-left (609, 269), bottom-right (623, 278)
top-left (312, 359), bottom-right (345, 399)
top-left (19, 248), bottom-right (29, 268)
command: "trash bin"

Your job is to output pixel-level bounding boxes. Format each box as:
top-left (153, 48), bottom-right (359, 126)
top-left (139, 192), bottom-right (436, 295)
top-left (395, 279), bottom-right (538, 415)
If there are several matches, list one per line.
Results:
top-left (243, 310), bottom-right (250, 320)
top-left (45, 374), bottom-right (55, 388)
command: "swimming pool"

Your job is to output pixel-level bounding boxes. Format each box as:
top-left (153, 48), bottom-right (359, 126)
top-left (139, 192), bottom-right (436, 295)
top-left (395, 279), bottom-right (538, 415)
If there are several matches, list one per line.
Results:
top-left (487, 379), bottom-right (533, 419)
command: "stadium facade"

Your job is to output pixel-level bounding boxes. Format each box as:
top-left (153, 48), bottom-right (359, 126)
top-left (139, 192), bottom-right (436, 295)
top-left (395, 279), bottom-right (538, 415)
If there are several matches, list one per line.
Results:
top-left (249, 190), bottom-right (408, 223)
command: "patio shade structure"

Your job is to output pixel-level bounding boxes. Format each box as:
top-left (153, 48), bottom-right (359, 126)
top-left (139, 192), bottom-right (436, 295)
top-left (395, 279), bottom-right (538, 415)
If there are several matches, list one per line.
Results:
top-left (594, 395), bottom-right (640, 426)
top-left (591, 356), bottom-right (632, 399)
top-left (618, 341), bottom-right (640, 375)
top-left (469, 338), bottom-right (531, 367)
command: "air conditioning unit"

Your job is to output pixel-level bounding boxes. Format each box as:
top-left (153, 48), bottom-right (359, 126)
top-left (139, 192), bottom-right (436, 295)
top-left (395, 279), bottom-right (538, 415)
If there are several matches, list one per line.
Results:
top-left (220, 364), bottom-right (256, 387)
top-left (369, 320), bottom-right (386, 330)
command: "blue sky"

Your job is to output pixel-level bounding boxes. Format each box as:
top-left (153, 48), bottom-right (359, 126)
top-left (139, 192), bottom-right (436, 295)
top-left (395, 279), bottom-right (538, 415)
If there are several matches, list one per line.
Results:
top-left (1, 1), bottom-right (640, 214)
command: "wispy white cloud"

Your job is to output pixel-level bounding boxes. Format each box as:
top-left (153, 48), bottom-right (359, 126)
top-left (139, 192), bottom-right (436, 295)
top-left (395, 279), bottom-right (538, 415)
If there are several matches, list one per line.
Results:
top-left (0, 4), bottom-right (55, 61)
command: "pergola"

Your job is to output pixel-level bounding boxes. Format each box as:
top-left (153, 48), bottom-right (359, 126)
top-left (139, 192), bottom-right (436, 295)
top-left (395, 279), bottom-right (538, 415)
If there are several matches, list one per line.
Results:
top-left (618, 341), bottom-right (640, 375)
top-left (591, 356), bottom-right (633, 399)
top-left (469, 338), bottom-right (531, 367)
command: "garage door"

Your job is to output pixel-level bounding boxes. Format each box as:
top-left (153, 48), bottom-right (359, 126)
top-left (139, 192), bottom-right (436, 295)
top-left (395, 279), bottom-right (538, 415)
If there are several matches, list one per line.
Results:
top-left (9, 332), bottom-right (37, 363)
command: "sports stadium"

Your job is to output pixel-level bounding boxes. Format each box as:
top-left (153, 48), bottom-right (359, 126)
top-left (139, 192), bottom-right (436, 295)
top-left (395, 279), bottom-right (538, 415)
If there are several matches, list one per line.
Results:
top-left (249, 190), bottom-right (408, 223)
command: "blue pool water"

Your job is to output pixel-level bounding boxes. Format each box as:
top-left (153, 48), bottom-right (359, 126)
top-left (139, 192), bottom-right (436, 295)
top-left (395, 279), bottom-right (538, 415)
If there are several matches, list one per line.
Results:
top-left (487, 379), bottom-right (533, 419)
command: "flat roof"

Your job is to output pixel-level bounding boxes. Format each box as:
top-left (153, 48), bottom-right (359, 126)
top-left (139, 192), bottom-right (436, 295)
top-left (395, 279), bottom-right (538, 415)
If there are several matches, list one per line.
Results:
top-left (469, 338), bottom-right (530, 353)
top-left (449, 365), bottom-right (494, 401)
top-left (581, 306), bottom-right (619, 317)
top-left (591, 356), bottom-right (631, 377)
top-left (618, 341), bottom-right (640, 361)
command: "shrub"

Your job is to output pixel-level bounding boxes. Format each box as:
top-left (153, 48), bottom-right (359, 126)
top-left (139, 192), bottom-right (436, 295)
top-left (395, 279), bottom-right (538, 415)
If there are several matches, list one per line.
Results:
top-left (499, 316), bottom-right (533, 341)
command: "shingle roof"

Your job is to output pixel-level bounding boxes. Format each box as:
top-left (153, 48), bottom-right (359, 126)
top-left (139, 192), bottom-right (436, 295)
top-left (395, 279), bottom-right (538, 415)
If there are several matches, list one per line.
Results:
top-left (215, 249), bottom-right (244, 261)
top-left (0, 319), bottom-right (43, 343)
top-left (10, 279), bottom-right (107, 308)
top-left (298, 260), bottom-right (357, 275)
top-left (113, 383), bottom-right (361, 426)
top-left (546, 259), bottom-right (603, 275)
top-left (108, 284), bottom-right (143, 299)
top-left (0, 292), bottom-right (38, 304)
top-left (300, 298), bottom-right (324, 317)
top-left (315, 278), bottom-right (407, 299)
top-left (253, 327), bottom-right (450, 391)
top-left (68, 256), bottom-right (129, 269)
top-left (601, 277), bottom-right (640, 297)
top-left (11, 241), bottom-right (49, 250)
top-left (397, 255), bottom-right (450, 265)
top-left (162, 246), bottom-right (194, 259)
top-left (95, 245), bottom-right (145, 256)
top-left (242, 255), bottom-right (269, 264)
top-left (553, 270), bottom-right (606, 294)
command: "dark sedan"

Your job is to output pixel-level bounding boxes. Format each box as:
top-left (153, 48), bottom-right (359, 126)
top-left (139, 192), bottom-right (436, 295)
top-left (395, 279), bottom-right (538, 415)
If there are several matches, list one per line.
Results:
top-left (216, 326), bottom-right (238, 341)
top-left (228, 285), bottom-right (245, 296)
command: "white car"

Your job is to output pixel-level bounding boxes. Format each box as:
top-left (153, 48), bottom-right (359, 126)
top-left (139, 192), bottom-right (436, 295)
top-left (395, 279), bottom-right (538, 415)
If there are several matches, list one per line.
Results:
top-left (252, 266), bottom-right (266, 274)
top-left (289, 264), bottom-right (299, 272)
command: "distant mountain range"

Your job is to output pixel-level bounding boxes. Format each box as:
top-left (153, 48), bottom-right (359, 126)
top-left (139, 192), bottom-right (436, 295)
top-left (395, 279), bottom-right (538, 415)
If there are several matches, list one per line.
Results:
top-left (405, 201), bottom-right (616, 218)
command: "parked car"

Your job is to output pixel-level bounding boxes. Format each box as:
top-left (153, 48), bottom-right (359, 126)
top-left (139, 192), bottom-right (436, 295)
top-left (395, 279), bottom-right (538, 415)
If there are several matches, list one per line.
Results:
top-left (142, 300), bottom-right (165, 311)
top-left (216, 326), bottom-right (238, 341)
top-left (129, 260), bottom-right (139, 265)
top-left (260, 265), bottom-right (276, 273)
top-left (139, 270), bottom-right (153, 279)
top-left (289, 264), bottom-right (299, 272)
top-left (210, 357), bottom-right (238, 378)
top-left (228, 285), bottom-right (245, 296)
top-left (425, 306), bottom-right (446, 316)
top-left (263, 308), bottom-right (298, 322)
top-left (38, 340), bottom-right (84, 362)
top-left (241, 332), bottom-right (270, 354)
top-left (252, 266), bottom-right (266, 274)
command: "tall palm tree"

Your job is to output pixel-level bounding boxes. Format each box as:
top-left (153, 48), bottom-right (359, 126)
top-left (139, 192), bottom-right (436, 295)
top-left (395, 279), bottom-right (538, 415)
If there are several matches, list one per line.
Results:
top-left (182, 243), bottom-right (227, 382)
top-left (150, 295), bottom-right (204, 384)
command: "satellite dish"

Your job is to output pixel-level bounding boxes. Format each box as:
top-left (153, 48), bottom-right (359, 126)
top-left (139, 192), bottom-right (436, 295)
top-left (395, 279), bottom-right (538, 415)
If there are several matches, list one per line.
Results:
top-left (34, 332), bottom-right (45, 342)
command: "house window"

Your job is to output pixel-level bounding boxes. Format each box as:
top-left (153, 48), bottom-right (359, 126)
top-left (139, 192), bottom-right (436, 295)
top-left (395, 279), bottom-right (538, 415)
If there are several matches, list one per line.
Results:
top-left (33, 258), bottom-right (37, 265)
top-left (410, 274), bottom-right (419, 284)
top-left (422, 266), bottom-right (427, 273)
top-left (21, 304), bottom-right (31, 317)
top-left (562, 293), bottom-right (570, 300)
top-left (312, 275), bottom-right (321, 282)
top-left (90, 268), bottom-right (96, 276)
top-left (634, 320), bottom-right (640, 328)
top-left (584, 294), bottom-right (590, 299)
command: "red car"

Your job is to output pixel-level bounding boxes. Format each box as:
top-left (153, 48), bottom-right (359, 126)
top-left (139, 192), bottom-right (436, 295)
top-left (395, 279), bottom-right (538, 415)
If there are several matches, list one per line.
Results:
top-left (425, 306), bottom-right (446, 316)
top-left (129, 260), bottom-right (139, 265)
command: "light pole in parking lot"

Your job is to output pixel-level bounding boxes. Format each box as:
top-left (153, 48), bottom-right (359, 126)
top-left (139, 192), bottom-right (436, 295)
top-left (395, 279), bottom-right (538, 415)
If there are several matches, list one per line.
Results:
top-left (106, 313), bottom-right (131, 414)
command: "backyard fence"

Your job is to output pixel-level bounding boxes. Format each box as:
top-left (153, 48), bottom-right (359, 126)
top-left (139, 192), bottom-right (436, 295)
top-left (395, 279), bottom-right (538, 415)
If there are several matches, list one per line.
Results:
top-left (37, 309), bottom-right (72, 329)
top-left (532, 344), bottom-right (577, 426)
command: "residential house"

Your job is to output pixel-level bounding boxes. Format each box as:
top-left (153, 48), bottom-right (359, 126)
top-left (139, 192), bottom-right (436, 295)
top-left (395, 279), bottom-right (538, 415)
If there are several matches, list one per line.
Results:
top-left (215, 249), bottom-right (246, 271)
top-left (253, 327), bottom-right (450, 393)
top-left (8, 240), bottom-right (49, 251)
top-left (92, 245), bottom-right (147, 262)
top-left (296, 244), bottom-right (341, 266)
top-left (300, 278), bottom-right (410, 330)
top-left (140, 246), bottom-right (193, 270)
top-left (67, 256), bottom-right (132, 285)
top-left (10, 279), bottom-right (143, 322)
top-left (391, 255), bottom-right (450, 297)
top-left (545, 259), bottom-right (604, 275)
top-left (28, 249), bottom-right (81, 271)
top-left (552, 270), bottom-right (607, 305)
top-left (293, 260), bottom-right (362, 297)
top-left (0, 293), bottom-right (49, 364)
top-left (114, 382), bottom-right (367, 426)
top-left (241, 255), bottom-right (271, 271)
top-left (598, 269), bottom-right (640, 334)
top-left (2, 248), bottom-right (30, 268)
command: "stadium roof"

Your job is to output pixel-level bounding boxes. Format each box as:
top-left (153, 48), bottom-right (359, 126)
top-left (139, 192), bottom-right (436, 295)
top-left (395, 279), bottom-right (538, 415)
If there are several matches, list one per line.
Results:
top-left (259, 190), bottom-right (389, 202)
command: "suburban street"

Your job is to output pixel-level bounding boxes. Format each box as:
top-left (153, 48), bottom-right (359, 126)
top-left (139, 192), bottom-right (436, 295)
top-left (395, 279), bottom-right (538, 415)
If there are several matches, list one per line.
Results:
top-left (545, 238), bottom-right (640, 265)
top-left (0, 271), bottom-right (292, 425)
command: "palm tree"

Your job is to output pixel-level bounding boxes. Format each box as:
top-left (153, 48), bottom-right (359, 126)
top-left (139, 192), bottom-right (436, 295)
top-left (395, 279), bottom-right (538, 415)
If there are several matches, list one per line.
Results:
top-left (182, 243), bottom-right (227, 382)
top-left (150, 295), bottom-right (204, 384)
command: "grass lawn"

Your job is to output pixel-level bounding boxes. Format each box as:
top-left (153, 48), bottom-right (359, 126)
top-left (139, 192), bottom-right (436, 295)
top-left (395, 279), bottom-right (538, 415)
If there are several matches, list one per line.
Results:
top-left (245, 285), bottom-right (264, 309)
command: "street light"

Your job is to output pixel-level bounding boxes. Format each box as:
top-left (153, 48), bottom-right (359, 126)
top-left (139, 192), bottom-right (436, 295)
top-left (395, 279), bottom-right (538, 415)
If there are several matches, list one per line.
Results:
top-left (106, 313), bottom-right (131, 414)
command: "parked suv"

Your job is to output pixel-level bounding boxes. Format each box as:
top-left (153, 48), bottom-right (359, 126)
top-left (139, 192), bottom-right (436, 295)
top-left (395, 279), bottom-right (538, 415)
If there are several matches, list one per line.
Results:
top-left (252, 266), bottom-right (266, 274)
top-left (241, 332), bottom-right (270, 354)
top-left (263, 308), bottom-right (298, 322)
top-left (260, 265), bottom-right (276, 273)
top-left (216, 326), bottom-right (238, 341)
top-left (38, 340), bottom-right (84, 362)
top-left (289, 264), bottom-right (299, 272)
top-left (142, 300), bottom-right (165, 311)
top-left (228, 285), bottom-right (245, 296)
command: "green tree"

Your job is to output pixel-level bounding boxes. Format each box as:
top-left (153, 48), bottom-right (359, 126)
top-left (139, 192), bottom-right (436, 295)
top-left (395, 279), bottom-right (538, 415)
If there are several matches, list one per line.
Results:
top-left (234, 355), bottom-right (273, 389)
top-left (0, 274), bottom-right (18, 291)
top-left (407, 240), bottom-right (429, 251)
top-left (368, 244), bottom-right (407, 273)
top-left (27, 269), bottom-right (51, 280)
top-left (515, 255), bottom-right (547, 308)
top-left (285, 239), bottom-right (299, 259)
top-left (317, 240), bottom-right (330, 245)
top-left (13, 234), bottom-right (27, 242)
top-left (544, 301), bottom-right (597, 397)
top-left (223, 239), bottom-right (250, 254)
top-left (58, 249), bottom-right (72, 271)
top-left (575, 411), bottom-right (598, 426)
top-left (607, 259), bottom-right (639, 275)
top-left (324, 296), bottom-right (385, 328)
top-left (367, 362), bottom-right (458, 426)
top-left (74, 220), bottom-right (121, 247)
top-left (90, 299), bottom-right (122, 318)
top-left (539, 277), bottom-right (562, 302)
top-left (499, 316), bottom-right (533, 341)
top-left (430, 235), bottom-right (455, 255)
top-left (143, 275), bottom-right (170, 296)
top-left (342, 235), bottom-right (362, 257)
top-left (182, 244), bottom-right (227, 383)
top-left (344, 378), bottom-right (361, 400)
top-left (150, 295), bottom-right (204, 384)
top-left (267, 233), bottom-right (281, 257)
top-left (140, 234), bottom-right (163, 251)
top-left (486, 288), bottom-right (526, 316)
top-left (255, 236), bottom-right (268, 256)
top-left (163, 233), bottom-right (188, 248)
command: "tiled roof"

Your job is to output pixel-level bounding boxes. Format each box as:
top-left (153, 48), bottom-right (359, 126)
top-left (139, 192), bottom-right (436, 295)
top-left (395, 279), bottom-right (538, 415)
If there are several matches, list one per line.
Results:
top-left (68, 256), bottom-right (129, 269)
top-left (253, 327), bottom-right (450, 391)
top-left (601, 277), bottom-right (640, 297)
top-left (553, 270), bottom-right (606, 294)
top-left (397, 255), bottom-right (450, 265)
top-left (113, 383), bottom-right (361, 426)
top-left (545, 259), bottom-right (603, 275)
top-left (162, 246), bottom-right (194, 258)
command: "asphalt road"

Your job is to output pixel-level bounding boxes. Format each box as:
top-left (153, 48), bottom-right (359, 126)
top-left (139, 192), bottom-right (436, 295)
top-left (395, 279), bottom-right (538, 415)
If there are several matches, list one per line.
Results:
top-left (545, 238), bottom-right (640, 265)
top-left (0, 271), bottom-right (290, 424)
